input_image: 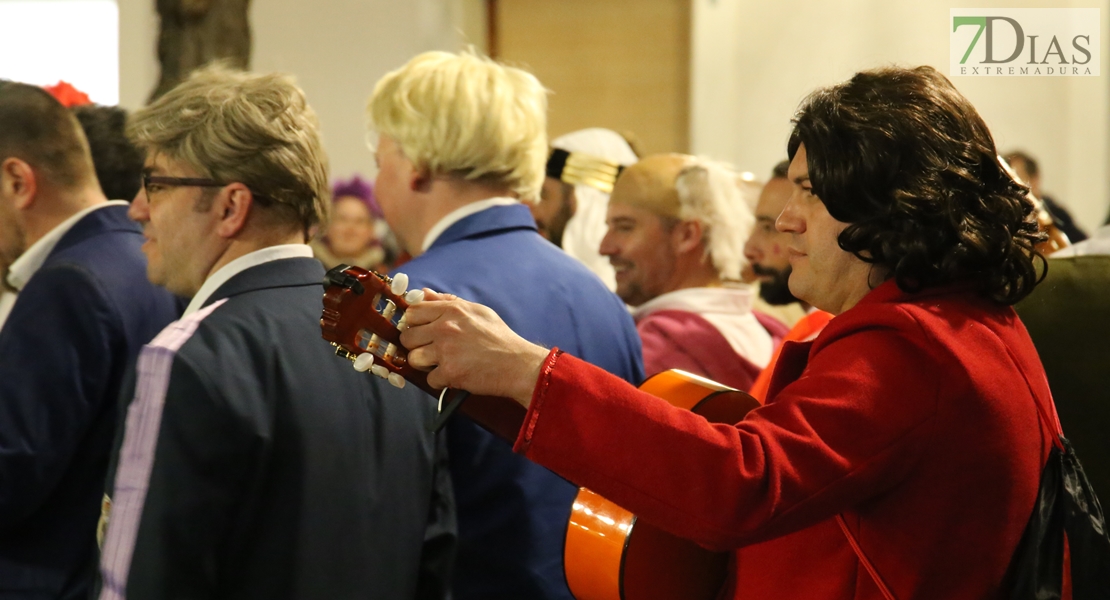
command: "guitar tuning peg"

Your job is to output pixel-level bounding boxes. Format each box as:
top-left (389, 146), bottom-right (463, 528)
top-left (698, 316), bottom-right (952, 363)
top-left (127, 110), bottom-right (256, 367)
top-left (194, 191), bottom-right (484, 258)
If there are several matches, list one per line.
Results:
top-left (391, 272), bottom-right (409, 296)
top-left (387, 373), bottom-right (406, 388)
top-left (404, 289), bottom-right (425, 304)
top-left (371, 365), bottom-right (390, 379)
top-left (353, 353), bottom-right (374, 372)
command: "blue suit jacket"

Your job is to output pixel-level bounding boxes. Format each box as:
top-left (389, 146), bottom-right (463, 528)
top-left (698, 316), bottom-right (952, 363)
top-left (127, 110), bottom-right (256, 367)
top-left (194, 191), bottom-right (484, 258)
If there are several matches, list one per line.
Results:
top-left (0, 205), bottom-right (180, 600)
top-left (395, 203), bottom-right (644, 600)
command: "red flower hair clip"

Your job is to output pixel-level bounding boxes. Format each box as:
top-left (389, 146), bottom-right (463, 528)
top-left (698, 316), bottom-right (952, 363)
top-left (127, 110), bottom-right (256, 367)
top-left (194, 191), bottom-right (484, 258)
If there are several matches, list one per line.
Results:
top-left (43, 81), bottom-right (92, 107)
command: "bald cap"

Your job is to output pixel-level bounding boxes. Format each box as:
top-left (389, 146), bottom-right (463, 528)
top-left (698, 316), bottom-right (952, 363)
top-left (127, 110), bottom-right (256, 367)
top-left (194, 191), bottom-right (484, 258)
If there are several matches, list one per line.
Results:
top-left (609, 153), bottom-right (695, 218)
top-left (610, 153), bottom-right (755, 281)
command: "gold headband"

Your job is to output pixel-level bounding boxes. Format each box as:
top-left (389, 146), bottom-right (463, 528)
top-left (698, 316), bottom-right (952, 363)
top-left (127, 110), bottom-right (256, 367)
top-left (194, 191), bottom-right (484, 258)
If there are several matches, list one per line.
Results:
top-left (546, 148), bottom-right (623, 193)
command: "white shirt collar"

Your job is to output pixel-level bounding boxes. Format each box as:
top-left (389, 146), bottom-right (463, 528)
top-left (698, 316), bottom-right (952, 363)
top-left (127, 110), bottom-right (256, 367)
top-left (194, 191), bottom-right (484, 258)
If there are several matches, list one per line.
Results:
top-left (0, 290), bottom-right (16, 333)
top-left (183, 244), bottom-right (314, 316)
top-left (420, 197), bottom-right (518, 253)
top-left (631, 283), bottom-right (773, 368)
top-left (632, 284), bottom-right (755, 319)
top-left (6, 201), bottom-right (129, 291)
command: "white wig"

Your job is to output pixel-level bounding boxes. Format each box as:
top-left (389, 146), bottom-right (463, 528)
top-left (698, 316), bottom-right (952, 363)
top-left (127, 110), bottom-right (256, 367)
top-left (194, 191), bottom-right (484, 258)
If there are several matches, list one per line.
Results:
top-left (674, 159), bottom-right (756, 281)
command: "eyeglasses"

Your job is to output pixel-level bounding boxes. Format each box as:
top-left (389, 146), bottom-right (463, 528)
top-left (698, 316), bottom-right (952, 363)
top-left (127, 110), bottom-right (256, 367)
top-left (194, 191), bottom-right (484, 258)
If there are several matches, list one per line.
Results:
top-left (141, 174), bottom-right (229, 196)
top-left (140, 174), bottom-right (273, 204)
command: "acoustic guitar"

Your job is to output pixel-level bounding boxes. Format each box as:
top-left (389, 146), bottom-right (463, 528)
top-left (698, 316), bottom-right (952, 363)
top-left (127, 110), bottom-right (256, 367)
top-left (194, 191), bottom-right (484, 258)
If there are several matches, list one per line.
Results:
top-left (320, 264), bottom-right (760, 600)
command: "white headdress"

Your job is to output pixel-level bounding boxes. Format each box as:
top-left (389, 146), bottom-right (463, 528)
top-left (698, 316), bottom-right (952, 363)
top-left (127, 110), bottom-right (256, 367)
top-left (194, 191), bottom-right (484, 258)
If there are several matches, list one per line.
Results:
top-left (548, 128), bottom-right (639, 291)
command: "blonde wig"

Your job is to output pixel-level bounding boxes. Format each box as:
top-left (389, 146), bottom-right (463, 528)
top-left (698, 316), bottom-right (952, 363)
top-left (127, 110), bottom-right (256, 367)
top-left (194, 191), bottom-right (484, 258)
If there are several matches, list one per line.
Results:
top-left (367, 51), bottom-right (548, 202)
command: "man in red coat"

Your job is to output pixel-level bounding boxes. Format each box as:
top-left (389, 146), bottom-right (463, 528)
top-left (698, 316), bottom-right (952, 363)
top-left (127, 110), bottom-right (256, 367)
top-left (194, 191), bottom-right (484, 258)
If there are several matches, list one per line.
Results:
top-left (398, 66), bottom-right (1063, 599)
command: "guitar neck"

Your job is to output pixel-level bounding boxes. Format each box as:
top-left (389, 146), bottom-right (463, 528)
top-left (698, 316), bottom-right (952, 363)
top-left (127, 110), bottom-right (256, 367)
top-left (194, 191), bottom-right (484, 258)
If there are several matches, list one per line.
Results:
top-left (437, 389), bottom-right (528, 441)
top-left (319, 264), bottom-right (530, 442)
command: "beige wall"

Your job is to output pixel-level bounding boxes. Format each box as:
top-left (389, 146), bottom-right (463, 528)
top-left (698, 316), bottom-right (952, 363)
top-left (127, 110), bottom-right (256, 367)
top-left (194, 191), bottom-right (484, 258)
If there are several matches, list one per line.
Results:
top-left (250, 0), bottom-right (472, 180)
top-left (690, 0), bottom-right (1110, 232)
top-left (118, 0), bottom-right (158, 110)
top-left (495, 0), bottom-right (691, 156)
top-left (118, 0), bottom-right (473, 180)
top-left (111, 0), bottom-right (1110, 230)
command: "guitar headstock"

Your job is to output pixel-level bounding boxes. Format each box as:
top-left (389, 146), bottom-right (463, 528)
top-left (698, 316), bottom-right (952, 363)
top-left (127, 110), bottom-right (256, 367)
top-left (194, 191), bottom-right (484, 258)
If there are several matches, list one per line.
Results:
top-left (320, 264), bottom-right (434, 395)
top-left (321, 264), bottom-right (527, 440)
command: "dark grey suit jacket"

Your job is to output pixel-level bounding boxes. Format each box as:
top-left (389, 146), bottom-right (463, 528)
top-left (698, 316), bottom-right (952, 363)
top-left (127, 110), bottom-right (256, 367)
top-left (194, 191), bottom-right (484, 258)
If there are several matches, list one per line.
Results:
top-left (99, 257), bottom-right (454, 600)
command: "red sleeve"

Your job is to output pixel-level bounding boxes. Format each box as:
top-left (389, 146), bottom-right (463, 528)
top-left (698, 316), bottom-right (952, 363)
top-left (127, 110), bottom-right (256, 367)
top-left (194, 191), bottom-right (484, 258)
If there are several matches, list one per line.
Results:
top-left (513, 322), bottom-right (942, 551)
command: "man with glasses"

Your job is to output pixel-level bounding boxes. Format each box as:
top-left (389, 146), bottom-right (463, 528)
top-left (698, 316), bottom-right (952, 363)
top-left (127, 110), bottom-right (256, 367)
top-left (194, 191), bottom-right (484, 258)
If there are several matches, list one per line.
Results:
top-left (96, 66), bottom-right (455, 600)
top-left (0, 80), bottom-right (179, 600)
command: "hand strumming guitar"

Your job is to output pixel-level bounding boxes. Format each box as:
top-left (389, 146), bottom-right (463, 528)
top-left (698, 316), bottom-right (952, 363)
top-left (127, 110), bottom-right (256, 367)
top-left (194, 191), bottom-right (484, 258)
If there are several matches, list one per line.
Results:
top-left (399, 289), bottom-right (550, 407)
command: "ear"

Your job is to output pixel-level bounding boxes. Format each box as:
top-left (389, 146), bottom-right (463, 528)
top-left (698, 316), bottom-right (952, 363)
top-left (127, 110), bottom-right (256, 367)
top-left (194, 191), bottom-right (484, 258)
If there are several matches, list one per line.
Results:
top-left (0, 158), bottom-right (38, 210)
top-left (411, 163), bottom-right (434, 193)
top-left (565, 186), bottom-right (577, 215)
top-left (671, 219), bottom-right (705, 255)
top-left (213, 183), bottom-right (254, 238)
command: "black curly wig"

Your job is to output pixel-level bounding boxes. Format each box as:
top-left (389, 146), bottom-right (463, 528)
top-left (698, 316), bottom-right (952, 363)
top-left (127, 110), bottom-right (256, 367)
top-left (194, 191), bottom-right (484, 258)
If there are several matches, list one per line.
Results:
top-left (787, 65), bottom-right (1046, 305)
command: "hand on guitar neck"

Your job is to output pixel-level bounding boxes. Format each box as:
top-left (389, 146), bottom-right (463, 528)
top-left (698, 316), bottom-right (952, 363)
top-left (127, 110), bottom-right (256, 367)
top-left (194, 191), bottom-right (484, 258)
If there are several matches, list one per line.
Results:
top-left (400, 289), bottom-right (549, 407)
top-left (320, 264), bottom-right (552, 437)
top-left (321, 264), bottom-right (749, 600)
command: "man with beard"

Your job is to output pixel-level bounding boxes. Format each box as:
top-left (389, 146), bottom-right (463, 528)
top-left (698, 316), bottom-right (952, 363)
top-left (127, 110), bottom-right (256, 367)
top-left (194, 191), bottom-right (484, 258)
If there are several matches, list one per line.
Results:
top-left (744, 160), bottom-right (831, 401)
top-left (745, 161), bottom-right (803, 307)
top-left (396, 65), bottom-right (1071, 599)
top-left (0, 80), bottom-right (179, 600)
top-left (532, 128), bottom-right (638, 290)
top-left (600, 153), bottom-right (786, 391)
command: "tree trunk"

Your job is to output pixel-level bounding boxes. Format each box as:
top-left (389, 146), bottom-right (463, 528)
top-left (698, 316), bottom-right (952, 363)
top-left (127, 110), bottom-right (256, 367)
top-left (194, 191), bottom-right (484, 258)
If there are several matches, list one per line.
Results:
top-left (150, 0), bottom-right (252, 102)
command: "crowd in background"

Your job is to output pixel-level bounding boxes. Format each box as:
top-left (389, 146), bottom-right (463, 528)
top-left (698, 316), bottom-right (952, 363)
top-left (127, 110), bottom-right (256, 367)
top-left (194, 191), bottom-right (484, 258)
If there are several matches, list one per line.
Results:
top-left (1, 48), bottom-right (1107, 600)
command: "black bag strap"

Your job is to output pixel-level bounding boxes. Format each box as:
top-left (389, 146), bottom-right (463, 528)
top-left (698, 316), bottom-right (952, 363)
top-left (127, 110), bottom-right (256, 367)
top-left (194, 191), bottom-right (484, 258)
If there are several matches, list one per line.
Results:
top-left (990, 327), bottom-right (1110, 599)
top-left (839, 324), bottom-right (1066, 600)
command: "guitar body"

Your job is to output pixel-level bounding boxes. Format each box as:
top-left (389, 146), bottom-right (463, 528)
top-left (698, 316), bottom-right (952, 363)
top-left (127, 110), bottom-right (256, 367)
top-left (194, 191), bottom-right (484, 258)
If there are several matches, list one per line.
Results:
top-left (564, 370), bottom-right (759, 600)
top-left (319, 265), bottom-right (759, 600)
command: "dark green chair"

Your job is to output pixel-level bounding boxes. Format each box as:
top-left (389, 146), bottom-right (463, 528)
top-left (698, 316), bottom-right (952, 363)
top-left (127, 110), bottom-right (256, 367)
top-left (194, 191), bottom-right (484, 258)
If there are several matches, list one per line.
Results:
top-left (1016, 255), bottom-right (1110, 505)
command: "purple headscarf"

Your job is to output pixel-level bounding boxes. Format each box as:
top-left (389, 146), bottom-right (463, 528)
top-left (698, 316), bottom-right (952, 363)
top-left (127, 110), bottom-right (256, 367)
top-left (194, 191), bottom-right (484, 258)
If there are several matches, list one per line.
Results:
top-left (331, 175), bottom-right (383, 218)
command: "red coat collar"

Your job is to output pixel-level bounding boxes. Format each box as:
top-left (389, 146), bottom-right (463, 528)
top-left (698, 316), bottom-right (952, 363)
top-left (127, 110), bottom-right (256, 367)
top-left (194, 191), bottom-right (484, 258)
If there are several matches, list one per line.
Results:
top-left (764, 279), bottom-right (984, 402)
